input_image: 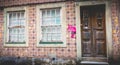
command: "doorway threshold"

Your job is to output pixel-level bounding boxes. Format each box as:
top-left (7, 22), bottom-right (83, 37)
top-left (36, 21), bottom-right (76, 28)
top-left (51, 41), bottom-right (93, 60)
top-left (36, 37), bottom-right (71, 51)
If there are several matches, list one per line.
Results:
top-left (81, 61), bottom-right (109, 65)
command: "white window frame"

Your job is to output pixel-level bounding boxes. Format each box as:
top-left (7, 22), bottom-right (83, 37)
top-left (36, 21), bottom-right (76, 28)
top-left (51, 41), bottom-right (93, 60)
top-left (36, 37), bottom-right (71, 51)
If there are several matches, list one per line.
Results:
top-left (36, 2), bottom-right (66, 47)
top-left (4, 6), bottom-right (28, 47)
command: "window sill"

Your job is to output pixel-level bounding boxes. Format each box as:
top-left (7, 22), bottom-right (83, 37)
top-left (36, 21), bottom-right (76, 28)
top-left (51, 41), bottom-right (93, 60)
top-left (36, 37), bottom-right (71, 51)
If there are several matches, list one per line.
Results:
top-left (6, 42), bottom-right (26, 44)
top-left (37, 41), bottom-right (66, 47)
top-left (4, 42), bottom-right (28, 47)
top-left (39, 41), bottom-right (63, 44)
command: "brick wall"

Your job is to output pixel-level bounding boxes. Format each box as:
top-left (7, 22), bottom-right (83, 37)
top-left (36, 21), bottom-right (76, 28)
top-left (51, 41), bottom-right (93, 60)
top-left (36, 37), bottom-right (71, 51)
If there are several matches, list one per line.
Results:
top-left (0, 0), bottom-right (120, 60)
top-left (111, 0), bottom-right (120, 60)
top-left (0, 1), bottom-right (77, 58)
top-left (0, 0), bottom-right (65, 7)
top-left (0, 10), bottom-right (4, 56)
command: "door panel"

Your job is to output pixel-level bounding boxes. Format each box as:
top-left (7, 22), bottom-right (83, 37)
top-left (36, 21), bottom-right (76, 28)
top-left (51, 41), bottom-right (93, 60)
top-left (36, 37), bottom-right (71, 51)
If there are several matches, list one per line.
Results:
top-left (81, 5), bottom-right (106, 57)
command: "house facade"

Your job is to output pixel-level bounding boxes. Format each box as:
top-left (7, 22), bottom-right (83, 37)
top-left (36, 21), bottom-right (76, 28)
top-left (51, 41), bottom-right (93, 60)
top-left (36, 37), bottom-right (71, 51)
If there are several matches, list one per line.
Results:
top-left (0, 0), bottom-right (120, 62)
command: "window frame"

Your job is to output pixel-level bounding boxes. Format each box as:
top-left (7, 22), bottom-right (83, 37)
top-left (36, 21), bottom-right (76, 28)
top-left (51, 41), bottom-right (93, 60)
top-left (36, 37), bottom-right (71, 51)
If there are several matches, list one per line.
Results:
top-left (40, 8), bottom-right (62, 42)
top-left (36, 2), bottom-right (66, 47)
top-left (4, 6), bottom-right (28, 47)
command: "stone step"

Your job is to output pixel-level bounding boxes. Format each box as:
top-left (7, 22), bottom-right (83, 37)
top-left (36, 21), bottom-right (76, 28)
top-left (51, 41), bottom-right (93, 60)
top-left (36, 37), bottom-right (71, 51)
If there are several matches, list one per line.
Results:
top-left (81, 61), bottom-right (109, 65)
top-left (81, 57), bottom-right (108, 62)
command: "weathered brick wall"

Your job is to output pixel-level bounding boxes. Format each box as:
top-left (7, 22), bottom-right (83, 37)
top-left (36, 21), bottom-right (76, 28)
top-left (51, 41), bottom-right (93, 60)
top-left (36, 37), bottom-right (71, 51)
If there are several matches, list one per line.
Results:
top-left (0, 0), bottom-right (120, 60)
top-left (111, 0), bottom-right (120, 60)
top-left (0, 0), bottom-right (65, 7)
top-left (0, 10), bottom-right (4, 56)
top-left (0, 1), bottom-right (77, 58)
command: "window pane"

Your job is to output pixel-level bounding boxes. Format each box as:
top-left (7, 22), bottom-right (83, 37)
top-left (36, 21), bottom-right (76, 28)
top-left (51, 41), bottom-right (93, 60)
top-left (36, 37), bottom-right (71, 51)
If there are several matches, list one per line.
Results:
top-left (14, 19), bottom-right (18, 26)
top-left (51, 18), bottom-right (55, 24)
top-left (42, 33), bottom-right (47, 41)
top-left (17, 12), bottom-right (20, 19)
top-left (48, 33), bottom-right (51, 41)
top-left (51, 9), bottom-right (55, 17)
top-left (47, 27), bottom-right (52, 33)
top-left (47, 10), bottom-right (50, 17)
top-left (12, 12), bottom-right (16, 19)
top-left (46, 18), bottom-right (51, 25)
top-left (42, 10), bottom-right (47, 17)
top-left (9, 19), bottom-right (12, 26)
top-left (52, 34), bottom-right (56, 41)
top-left (56, 17), bottom-right (60, 24)
top-left (56, 9), bottom-right (60, 16)
top-left (9, 13), bottom-right (12, 19)
top-left (42, 27), bottom-right (46, 33)
top-left (20, 12), bottom-right (25, 19)
top-left (57, 26), bottom-right (61, 33)
top-left (20, 19), bottom-right (25, 26)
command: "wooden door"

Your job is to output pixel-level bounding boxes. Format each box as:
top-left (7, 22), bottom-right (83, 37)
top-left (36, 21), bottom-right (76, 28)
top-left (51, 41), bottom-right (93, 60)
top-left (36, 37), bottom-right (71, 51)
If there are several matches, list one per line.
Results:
top-left (81, 5), bottom-right (106, 57)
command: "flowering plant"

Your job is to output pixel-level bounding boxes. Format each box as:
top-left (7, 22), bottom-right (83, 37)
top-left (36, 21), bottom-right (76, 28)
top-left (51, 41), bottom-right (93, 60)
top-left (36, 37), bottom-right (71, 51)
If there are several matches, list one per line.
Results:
top-left (67, 24), bottom-right (76, 38)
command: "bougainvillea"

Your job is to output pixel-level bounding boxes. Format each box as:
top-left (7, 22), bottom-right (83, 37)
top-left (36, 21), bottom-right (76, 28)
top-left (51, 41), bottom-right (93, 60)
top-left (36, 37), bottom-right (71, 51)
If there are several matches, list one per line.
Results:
top-left (67, 24), bottom-right (76, 38)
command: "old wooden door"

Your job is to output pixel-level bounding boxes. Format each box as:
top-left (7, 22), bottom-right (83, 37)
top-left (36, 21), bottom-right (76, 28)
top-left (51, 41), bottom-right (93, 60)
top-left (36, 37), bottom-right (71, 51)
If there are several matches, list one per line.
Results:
top-left (81, 5), bottom-right (106, 57)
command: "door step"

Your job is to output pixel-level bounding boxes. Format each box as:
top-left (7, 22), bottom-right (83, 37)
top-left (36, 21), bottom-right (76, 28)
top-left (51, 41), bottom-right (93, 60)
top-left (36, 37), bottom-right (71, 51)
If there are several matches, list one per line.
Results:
top-left (81, 61), bottom-right (109, 65)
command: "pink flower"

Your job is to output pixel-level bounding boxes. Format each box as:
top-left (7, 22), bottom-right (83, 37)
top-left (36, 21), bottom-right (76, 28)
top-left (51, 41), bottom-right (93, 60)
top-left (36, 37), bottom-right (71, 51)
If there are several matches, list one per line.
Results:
top-left (67, 24), bottom-right (76, 38)
top-left (67, 25), bottom-right (76, 32)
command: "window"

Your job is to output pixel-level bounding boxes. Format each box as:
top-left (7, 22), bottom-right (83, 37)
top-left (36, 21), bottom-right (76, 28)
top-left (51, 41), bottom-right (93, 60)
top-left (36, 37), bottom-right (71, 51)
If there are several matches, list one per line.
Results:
top-left (7, 11), bottom-right (25, 43)
top-left (41, 8), bottom-right (62, 43)
top-left (4, 7), bottom-right (28, 47)
top-left (37, 3), bottom-right (66, 47)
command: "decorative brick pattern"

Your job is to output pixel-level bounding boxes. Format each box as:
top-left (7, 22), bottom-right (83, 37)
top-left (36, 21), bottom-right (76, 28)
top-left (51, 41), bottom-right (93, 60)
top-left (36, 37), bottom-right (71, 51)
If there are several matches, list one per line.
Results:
top-left (0, 0), bottom-right (120, 60)
top-left (0, 1), bottom-right (77, 59)
top-left (0, 0), bottom-right (65, 7)
top-left (111, 0), bottom-right (120, 59)
top-left (0, 10), bottom-right (4, 56)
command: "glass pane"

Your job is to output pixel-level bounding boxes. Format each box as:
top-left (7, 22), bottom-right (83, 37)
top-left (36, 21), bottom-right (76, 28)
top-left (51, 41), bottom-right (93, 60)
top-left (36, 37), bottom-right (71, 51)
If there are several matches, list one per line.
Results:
top-left (21, 19), bottom-right (25, 26)
top-left (56, 17), bottom-right (60, 24)
top-left (9, 35), bottom-right (12, 42)
top-left (42, 10), bottom-right (46, 17)
top-left (52, 34), bottom-right (56, 41)
top-left (56, 9), bottom-right (60, 16)
top-left (48, 33), bottom-right (51, 41)
top-left (14, 29), bottom-right (17, 34)
top-left (15, 35), bottom-right (18, 42)
top-left (11, 35), bottom-right (14, 42)
top-left (47, 10), bottom-right (50, 17)
top-left (17, 12), bottom-right (20, 19)
top-left (21, 12), bottom-right (25, 19)
top-left (42, 27), bottom-right (46, 33)
top-left (9, 13), bottom-right (12, 19)
top-left (42, 18), bottom-right (45, 25)
top-left (50, 18), bottom-right (55, 25)
top-left (42, 33), bottom-right (47, 41)
top-left (51, 9), bottom-right (55, 17)
top-left (52, 27), bottom-right (55, 33)
top-left (57, 26), bottom-right (61, 32)
top-left (47, 27), bottom-right (51, 33)
top-left (14, 19), bottom-right (17, 26)
top-left (19, 28), bottom-right (21, 33)
top-left (57, 33), bottom-right (61, 41)
top-left (9, 19), bottom-right (12, 26)
top-left (12, 12), bottom-right (16, 19)
top-left (47, 18), bottom-right (52, 25)
top-left (9, 29), bottom-right (12, 34)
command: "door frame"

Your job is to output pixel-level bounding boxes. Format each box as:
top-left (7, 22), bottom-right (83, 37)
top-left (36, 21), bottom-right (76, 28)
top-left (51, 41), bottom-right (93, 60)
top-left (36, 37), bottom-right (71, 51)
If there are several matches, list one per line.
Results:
top-left (75, 1), bottom-right (112, 59)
